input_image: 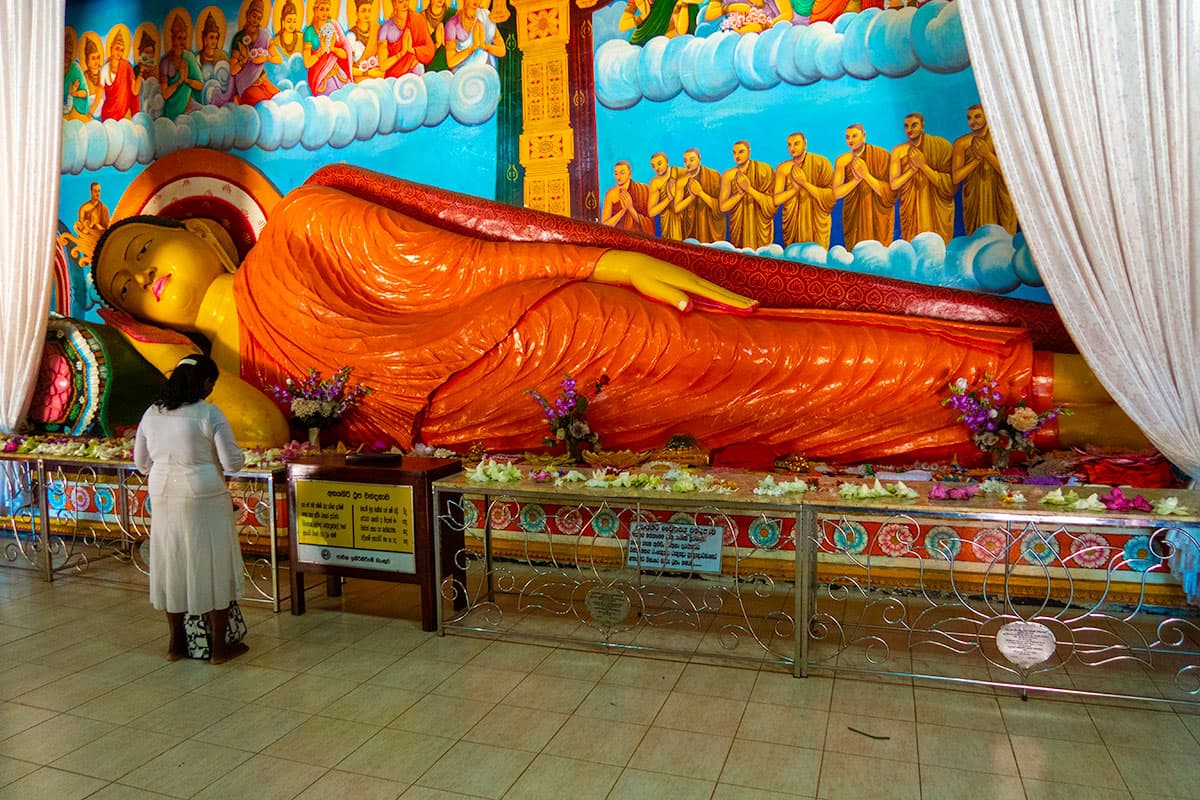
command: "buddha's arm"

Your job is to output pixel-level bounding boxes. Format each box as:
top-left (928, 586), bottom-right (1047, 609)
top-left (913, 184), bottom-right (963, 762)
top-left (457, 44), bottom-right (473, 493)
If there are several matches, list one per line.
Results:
top-left (119, 337), bottom-right (289, 449)
top-left (1051, 353), bottom-right (1150, 451)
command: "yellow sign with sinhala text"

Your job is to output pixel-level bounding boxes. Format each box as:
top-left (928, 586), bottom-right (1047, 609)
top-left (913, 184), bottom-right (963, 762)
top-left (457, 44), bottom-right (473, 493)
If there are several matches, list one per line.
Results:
top-left (295, 480), bottom-right (414, 554)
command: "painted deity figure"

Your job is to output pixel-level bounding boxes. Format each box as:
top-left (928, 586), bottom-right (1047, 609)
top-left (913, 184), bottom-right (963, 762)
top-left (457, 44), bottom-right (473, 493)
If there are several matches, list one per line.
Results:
top-left (833, 123), bottom-right (896, 249)
top-left (77, 182), bottom-right (111, 233)
top-left (648, 152), bottom-right (684, 241)
top-left (63, 29), bottom-right (91, 122)
top-left (601, 161), bottom-right (654, 235)
top-left (719, 141), bottom-right (776, 250)
top-left (270, 1), bottom-right (305, 59)
top-left (99, 31), bottom-right (140, 120)
top-left (675, 148), bottom-right (723, 243)
top-left (230, 0), bottom-right (280, 105)
top-left (952, 105), bottom-right (1018, 235)
top-left (889, 113), bottom-right (955, 242)
top-left (197, 13), bottom-right (229, 67)
top-left (81, 35), bottom-right (105, 118)
top-left (445, 0), bottom-right (506, 71)
top-left (90, 165), bottom-right (1147, 464)
top-left (774, 132), bottom-right (835, 249)
top-left (620, 0), bottom-right (701, 46)
top-left (135, 29), bottom-right (159, 86)
top-left (303, 0), bottom-right (352, 95)
top-left (421, 0), bottom-right (455, 72)
top-left (160, 15), bottom-right (203, 120)
top-left (704, 0), bottom-right (793, 33)
top-left (378, 0), bottom-right (435, 77)
top-left (346, 0), bottom-right (383, 79)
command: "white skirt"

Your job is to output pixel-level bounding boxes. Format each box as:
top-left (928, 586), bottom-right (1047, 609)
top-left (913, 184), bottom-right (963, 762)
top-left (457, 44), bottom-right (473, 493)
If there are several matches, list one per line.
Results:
top-left (148, 492), bottom-right (244, 614)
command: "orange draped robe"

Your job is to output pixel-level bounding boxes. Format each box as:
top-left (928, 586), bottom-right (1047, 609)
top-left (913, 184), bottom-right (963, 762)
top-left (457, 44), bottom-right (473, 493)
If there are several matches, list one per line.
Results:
top-left (235, 184), bottom-right (1042, 463)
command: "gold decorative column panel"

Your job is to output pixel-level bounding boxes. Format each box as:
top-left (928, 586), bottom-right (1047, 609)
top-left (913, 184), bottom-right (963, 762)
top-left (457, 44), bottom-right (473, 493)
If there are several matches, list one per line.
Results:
top-left (512, 0), bottom-right (574, 216)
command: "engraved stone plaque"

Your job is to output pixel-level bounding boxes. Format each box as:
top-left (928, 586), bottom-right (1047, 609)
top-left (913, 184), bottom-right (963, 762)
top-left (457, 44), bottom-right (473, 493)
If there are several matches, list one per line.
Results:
top-left (584, 585), bottom-right (632, 630)
top-left (996, 620), bottom-right (1056, 669)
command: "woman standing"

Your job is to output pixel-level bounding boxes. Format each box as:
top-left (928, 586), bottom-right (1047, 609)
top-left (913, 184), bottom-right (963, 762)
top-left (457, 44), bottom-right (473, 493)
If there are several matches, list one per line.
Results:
top-left (135, 355), bottom-right (246, 664)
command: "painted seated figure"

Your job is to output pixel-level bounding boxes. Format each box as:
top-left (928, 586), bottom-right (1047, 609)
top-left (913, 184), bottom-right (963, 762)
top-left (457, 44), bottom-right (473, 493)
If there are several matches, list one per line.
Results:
top-left (89, 161), bottom-right (1147, 464)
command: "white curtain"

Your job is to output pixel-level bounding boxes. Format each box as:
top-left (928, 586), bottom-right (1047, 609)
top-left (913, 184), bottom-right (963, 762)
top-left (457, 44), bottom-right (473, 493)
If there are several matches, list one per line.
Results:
top-left (959, 0), bottom-right (1200, 481)
top-left (0, 1), bottom-right (64, 433)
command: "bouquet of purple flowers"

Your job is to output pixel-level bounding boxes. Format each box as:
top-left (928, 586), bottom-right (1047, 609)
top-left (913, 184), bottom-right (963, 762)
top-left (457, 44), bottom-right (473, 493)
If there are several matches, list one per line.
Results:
top-left (943, 376), bottom-right (1068, 460)
top-left (268, 366), bottom-right (371, 429)
top-left (526, 373), bottom-right (609, 462)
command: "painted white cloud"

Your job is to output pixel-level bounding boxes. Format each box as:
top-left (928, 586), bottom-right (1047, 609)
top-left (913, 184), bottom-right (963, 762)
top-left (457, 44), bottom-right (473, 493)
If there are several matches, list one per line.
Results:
top-left (61, 63), bottom-right (500, 174)
top-left (596, 1), bottom-right (968, 109)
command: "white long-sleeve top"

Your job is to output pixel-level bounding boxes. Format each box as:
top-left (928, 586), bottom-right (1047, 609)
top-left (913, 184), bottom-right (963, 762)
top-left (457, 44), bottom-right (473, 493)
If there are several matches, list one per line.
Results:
top-left (134, 401), bottom-right (245, 497)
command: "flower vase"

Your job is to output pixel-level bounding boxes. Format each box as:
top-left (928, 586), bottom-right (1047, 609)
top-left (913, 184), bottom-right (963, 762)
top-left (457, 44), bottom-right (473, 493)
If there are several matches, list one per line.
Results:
top-left (567, 440), bottom-right (583, 466)
top-left (990, 450), bottom-right (1010, 470)
top-left (307, 427), bottom-right (321, 449)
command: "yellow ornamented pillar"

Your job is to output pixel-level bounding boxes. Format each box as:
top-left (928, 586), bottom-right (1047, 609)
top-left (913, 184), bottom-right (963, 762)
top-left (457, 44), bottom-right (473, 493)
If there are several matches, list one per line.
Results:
top-left (512, 0), bottom-right (574, 216)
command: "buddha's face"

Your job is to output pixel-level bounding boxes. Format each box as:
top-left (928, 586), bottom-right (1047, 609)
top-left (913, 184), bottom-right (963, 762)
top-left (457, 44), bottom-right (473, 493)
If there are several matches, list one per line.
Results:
top-left (787, 134), bottom-right (805, 159)
top-left (96, 222), bottom-right (223, 329)
top-left (904, 115), bottom-right (924, 142)
top-left (284, 12), bottom-right (300, 33)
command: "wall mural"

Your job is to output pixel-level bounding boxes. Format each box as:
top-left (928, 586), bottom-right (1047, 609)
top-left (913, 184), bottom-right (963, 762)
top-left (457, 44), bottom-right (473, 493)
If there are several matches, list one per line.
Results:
top-left (47, 0), bottom-right (1072, 460)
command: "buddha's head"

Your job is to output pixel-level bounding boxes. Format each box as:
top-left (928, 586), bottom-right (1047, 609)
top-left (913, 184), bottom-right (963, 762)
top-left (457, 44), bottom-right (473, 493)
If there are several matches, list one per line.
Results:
top-left (93, 216), bottom-right (227, 329)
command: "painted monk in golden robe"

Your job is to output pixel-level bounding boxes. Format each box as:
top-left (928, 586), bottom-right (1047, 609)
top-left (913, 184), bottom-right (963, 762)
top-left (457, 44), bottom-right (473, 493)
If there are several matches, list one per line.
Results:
top-left (890, 113), bottom-right (955, 242)
top-left (91, 166), bottom-right (1144, 464)
top-left (834, 124), bottom-right (896, 249)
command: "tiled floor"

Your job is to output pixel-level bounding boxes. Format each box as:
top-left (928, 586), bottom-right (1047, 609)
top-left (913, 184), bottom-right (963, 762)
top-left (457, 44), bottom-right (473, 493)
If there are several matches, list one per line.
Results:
top-left (2, 562), bottom-right (1200, 799)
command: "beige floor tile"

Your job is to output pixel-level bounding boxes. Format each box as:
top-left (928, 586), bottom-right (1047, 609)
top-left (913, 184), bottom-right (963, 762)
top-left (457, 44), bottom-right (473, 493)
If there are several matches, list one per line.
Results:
top-left (0, 765), bottom-right (106, 800)
top-left (121, 739), bottom-right (253, 798)
top-left (0, 754), bottom-right (39, 788)
top-left (257, 672), bottom-right (359, 715)
top-left (368, 657), bottom-right (463, 694)
top-left (0, 702), bottom-right (57, 740)
top-left (628, 726), bottom-right (732, 782)
top-left (920, 764), bottom-right (1025, 800)
top-left (401, 786), bottom-right (486, 799)
top-left (129, 660), bottom-right (222, 694)
top-left (248, 640), bottom-right (343, 671)
top-left (11, 672), bottom-right (126, 713)
top-left (126, 693), bottom-right (242, 738)
top-left (462, 703), bottom-right (567, 752)
top-left (711, 783), bottom-right (811, 799)
top-left (917, 722), bottom-right (1018, 776)
top-left (817, 749), bottom-right (919, 800)
top-left (0, 662), bottom-right (75, 701)
top-left (665, 689), bottom-right (751, 735)
top-left (998, 695), bottom-right (1101, 742)
top-left (416, 740), bottom-right (534, 799)
top-left (434, 664), bottom-right (526, 703)
top-left (89, 652), bottom-right (177, 685)
top-left (533, 648), bottom-right (615, 681)
top-left (1088, 704), bottom-right (1200, 753)
top-left (719, 738), bottom-right (821, 797)
top-left (193, 703), bottom-right (310, 752)
top-left (50, 725), bottom-right (182, 780)
top-left (0, 712), bottom-right (116, 764)
top-left (78, 783), bottom-right (176, 799)
top-left (190, 664), bottom-right (297, 703)
top-left (192, 753), bottom-right (327, 800)
top-left (338, 728), bottom-right (455, 783)
top-left (408, 634), bottom-right (491, 664)
top-left (501, 753), bottom-right (619, 799)
top-left (829, 677), bottom-right (915, 721)
top-left (544, 715), bottom-right (647, 766)
top-left (821, 711), bottom-right (915, 762)
top-left (389, 693), bottom-right (494, 739)
top-left (263, 715), bottom-right (379, 767)
top-left (502, 673), bottom-right (596, 714)
top-left (1109, 744), bottom-right (1200, 798)
top-left (470, 640), bottom-right (554, 672)
top-left (750, 671), bottom-right (833, 710)
top-left (1021, 778), bottom-right (1132, 800)
top-left (737, 701), bottom-right (825, 749)
top-left (70, 685), bottom-right (186, 725)
top-left (674, 662), bottom-right (758, 700)
top-left (575, 684), bottom-right (668, 725)
top-left (600, 655), bottom-right (686, 690)
top-left (306, 647), bottom-right (400, 683)
top-left (608, 767), bottom-right (715, 800)
top-left (318, 684), bottom-right (423, 725)
top-left (1009, 735), bottom-right (1125, 789)
top-left (294, 770), bottom-right (407, 800)
top-left (914, 686), bottom-right (1006, 731)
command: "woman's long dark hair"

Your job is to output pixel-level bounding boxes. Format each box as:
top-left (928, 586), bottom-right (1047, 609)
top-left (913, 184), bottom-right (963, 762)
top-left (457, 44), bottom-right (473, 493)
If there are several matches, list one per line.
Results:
top-left (156, 355), bottom-right (219, 410)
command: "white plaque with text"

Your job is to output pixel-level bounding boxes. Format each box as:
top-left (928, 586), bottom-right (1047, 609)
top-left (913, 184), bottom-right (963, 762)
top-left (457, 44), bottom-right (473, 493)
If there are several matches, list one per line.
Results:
top-left (627, 522), bottom-right (723, 574)
top-left (996, 620), bottom-right (1056, 669)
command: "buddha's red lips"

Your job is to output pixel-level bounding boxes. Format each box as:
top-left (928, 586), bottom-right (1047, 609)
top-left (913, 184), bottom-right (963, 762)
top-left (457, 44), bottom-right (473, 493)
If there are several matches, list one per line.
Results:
top-left (151, 274), bottom-right (171, 301)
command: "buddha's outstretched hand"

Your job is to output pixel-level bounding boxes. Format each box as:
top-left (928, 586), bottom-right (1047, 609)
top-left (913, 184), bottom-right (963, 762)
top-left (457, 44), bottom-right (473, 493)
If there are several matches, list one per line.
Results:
top-left (591, 250), bottom-right (758, 312)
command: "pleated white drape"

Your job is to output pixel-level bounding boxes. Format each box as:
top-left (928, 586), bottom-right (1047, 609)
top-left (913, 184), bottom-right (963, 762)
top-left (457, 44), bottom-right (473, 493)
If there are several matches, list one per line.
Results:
top-left (0, 1), bottom-right (65, 433)
top-left (959, 0), bottom-right (1200, 480)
